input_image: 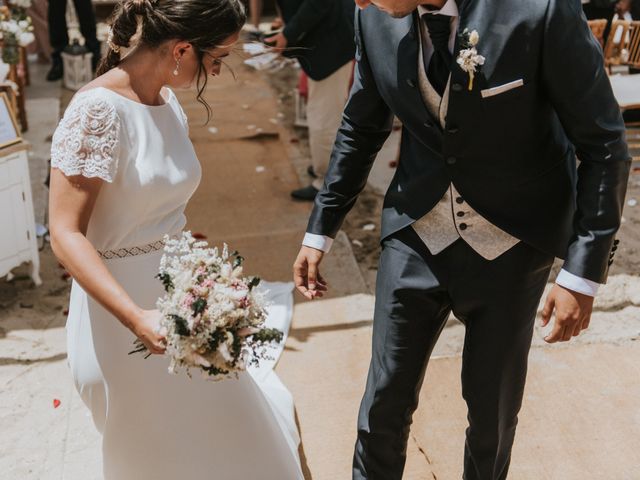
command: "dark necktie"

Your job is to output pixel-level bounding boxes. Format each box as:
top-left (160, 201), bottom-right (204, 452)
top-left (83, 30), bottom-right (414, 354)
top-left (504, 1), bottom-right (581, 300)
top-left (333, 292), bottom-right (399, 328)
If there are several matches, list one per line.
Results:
top-left (423, 14), bottom-right (453, 96)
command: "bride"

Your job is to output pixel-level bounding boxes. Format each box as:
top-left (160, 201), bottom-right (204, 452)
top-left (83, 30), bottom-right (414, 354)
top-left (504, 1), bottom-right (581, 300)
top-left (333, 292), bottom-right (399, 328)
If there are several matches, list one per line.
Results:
top-left (48, 0), bottom-right (303, 478)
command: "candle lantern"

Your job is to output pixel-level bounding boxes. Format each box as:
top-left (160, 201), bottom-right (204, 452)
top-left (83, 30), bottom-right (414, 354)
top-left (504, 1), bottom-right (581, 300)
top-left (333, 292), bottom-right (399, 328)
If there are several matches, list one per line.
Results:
top-left (61, 39), bottom-right (93, 91)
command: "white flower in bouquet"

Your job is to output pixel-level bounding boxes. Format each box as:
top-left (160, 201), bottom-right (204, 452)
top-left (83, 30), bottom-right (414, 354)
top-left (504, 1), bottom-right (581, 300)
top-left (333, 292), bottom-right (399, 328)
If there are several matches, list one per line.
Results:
top-left (130, 231), bottom-right (283, 380)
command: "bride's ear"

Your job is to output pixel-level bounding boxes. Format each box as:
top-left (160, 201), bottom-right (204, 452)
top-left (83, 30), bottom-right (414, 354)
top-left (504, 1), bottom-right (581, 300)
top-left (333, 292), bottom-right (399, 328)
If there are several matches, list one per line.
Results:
top-left (171, 41), bottom-right (193, 61)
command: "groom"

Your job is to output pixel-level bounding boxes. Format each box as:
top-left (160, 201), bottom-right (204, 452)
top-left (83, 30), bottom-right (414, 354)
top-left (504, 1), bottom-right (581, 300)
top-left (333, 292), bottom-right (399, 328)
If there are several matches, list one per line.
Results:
top-left (293, 0), bottom-right (631, 478)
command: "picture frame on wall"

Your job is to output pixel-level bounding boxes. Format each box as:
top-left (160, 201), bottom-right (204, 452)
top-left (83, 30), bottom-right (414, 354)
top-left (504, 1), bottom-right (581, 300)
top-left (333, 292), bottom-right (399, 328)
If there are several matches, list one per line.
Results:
top-left (0, 91), bottom-right (21, 149)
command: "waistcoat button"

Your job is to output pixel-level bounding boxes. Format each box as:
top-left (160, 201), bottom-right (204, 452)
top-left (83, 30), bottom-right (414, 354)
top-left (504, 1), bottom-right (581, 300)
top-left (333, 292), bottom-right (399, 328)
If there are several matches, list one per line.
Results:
top-left (459, 223), bottom-right (468, 231)
top-left (452, 83), bottom-right (463, 92)
top-left (446, 156), bottom-right (457, 165)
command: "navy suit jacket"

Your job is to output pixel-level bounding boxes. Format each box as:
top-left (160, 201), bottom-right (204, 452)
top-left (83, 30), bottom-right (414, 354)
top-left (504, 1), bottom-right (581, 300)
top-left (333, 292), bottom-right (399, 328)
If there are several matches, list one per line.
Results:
top-left (307, 0), bottom-right (631, 283)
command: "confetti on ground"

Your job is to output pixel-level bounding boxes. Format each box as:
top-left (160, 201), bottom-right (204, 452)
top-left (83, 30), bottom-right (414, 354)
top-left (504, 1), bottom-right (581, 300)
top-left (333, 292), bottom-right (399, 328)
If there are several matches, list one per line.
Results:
top-left (628, 198), bottom-right (638, 207)
top-left (53, 399), bottom-right (61, 409)
top-left (389, 161), bottom-right (398, 168)
top-left (192, 232), bottom-right (208, 240)
top-left (352, 239), bottom-right (364, 248)
top-left (269, 118), bottom-right (278, 124)
top-left (276, 112), bottom-right (285, 119)
top-left (256, 166), bottom-right (266, 173)
top-left (242, 104), bottom-right (250, 110)
top-left (208, 127), bottom-right (218, 134)
top-left (247, 125), bottom-right (256, 130)
top-left (63, 309), bottom-right (69, 316)
top-left (61, 272), bottom-right (71, 281)
top-left (362, 224), bottom-right (376, 231)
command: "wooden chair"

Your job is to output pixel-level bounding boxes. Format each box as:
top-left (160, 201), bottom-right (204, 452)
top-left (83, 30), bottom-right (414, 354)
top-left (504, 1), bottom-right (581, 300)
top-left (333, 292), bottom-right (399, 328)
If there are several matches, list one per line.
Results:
top-left (604, 20), bottom-right (640, 70)
top-left (588, 19), bottom-right (608, 48)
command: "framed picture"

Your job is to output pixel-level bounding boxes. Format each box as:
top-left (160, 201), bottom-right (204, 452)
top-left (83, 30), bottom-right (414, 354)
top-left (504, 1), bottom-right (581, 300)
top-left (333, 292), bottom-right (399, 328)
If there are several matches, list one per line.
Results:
top-left (0, 91), bottom-right (21, 149)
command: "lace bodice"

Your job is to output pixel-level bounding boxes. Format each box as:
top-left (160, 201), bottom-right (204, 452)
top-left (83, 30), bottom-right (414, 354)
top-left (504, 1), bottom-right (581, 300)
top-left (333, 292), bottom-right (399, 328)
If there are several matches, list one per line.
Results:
top-left (50, 87), bottom-right (201, 251)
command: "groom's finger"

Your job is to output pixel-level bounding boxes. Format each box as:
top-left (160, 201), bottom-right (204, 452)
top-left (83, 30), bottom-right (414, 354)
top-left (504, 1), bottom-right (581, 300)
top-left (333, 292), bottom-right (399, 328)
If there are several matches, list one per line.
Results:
top-left (307, 261), bottom-right (318, 291)
top-left (293, 262), bottom-right (313, 300)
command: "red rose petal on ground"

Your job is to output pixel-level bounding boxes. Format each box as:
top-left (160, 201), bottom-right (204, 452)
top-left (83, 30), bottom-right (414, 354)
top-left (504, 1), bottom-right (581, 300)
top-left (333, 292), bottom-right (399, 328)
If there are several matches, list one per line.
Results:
top-left (192, 232), bottom-right (208, 240)
top-left (63, 309), bottom-right (69, 316)
top-left (290, 138), bottom-right (299, 144)
top-left (53, 399), bottom-right (61, 408)
top-left (389, 161), bottom-right (398, 168)
top-left (61, 272), bottom-right (71, 281)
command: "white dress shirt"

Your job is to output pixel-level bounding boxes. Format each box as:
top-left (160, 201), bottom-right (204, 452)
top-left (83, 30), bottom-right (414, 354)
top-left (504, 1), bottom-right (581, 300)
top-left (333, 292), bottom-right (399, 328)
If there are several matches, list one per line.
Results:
top-left (303, 0), bottom-right (600, 296)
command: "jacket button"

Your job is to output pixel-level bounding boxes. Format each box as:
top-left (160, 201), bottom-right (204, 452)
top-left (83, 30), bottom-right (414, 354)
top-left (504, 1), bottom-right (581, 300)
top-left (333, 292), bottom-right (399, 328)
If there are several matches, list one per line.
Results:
top-left (407, 78), bottom-right (416, 88)
top-left (614, 239), bottom-right (620, 245)
top-left (452, 83), bottom-right (463, 92)
top-left (446, 156), bottom-right (457, 165)
top-left (456, 211), bottom-right (465, 217)
top-left (459, 223), bottom-right (468, 231)
top-left (612, 245), bottom-right (618, 252)
top-left (455, 196), bottom-right (464, 204)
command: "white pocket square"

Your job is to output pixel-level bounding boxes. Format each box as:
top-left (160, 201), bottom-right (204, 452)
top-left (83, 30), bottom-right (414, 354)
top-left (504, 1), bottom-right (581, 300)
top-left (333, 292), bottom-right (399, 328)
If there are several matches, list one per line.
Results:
top-left (481, 79), bottom-right (524, 98)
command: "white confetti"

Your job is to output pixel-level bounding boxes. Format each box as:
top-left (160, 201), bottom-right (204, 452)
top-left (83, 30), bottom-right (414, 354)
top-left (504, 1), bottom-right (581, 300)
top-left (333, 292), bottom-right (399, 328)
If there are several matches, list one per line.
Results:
top-left (208, 127), bottom-right (218, 134)
top-left (247, 125), bottom-right (256, 130)
top-left (256, 166), bottom-right (266, 173)
top-left (352, 239), bottom-right (364, 248)
top-left (362, 224), bottom-right (376, 231)
top-left (628, 198), bottom-right (638, 207)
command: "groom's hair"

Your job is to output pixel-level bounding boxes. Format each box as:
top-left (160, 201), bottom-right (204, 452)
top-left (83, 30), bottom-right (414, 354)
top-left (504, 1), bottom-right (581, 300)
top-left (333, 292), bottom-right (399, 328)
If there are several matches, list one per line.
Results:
top-left (97, 0), bottom-right (246, 117)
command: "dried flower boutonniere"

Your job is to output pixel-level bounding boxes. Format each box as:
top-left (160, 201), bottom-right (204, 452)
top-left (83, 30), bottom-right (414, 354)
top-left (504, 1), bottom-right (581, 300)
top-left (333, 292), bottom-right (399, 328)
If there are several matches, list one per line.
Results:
top-left (457, 29), bottom-right (485, 91)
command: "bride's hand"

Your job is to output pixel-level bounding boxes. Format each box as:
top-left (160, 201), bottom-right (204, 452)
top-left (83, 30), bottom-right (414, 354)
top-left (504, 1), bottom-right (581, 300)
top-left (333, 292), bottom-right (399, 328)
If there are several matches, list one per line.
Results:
top-left (131, 309), bottom-right (167, 354)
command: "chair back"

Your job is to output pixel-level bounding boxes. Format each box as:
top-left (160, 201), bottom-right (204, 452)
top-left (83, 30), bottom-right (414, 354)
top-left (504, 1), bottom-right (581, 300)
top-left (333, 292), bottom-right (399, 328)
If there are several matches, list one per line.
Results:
top-left (588, 19), bottom-right (608, 48)
top-left (605, 20), bottom-right (640, 69)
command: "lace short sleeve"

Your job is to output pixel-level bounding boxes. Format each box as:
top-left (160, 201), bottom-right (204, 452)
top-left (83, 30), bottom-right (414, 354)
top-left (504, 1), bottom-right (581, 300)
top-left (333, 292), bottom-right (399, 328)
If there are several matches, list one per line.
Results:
top-left (51, 90), bottom-right (121, 182)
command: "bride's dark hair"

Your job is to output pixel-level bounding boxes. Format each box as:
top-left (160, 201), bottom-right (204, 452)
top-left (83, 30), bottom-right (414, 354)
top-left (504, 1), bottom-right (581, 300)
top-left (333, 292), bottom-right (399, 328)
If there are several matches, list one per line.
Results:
top-left (97, 0), bottom-right (246, 116)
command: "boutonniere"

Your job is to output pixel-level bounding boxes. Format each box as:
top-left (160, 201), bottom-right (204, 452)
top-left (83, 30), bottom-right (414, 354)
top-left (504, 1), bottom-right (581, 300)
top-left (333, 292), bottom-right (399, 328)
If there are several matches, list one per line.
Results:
top-left (457, 29), bottom-right (485, 91)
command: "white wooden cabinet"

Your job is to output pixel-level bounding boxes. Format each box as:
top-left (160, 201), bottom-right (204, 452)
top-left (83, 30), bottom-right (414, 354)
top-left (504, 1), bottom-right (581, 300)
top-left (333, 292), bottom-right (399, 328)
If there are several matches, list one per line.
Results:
top-left (0, 142), bottom-right (42, 286)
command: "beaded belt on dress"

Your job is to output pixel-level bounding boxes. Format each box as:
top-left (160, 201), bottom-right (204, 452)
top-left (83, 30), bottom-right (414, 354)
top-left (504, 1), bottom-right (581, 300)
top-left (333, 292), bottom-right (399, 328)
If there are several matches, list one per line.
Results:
top-left (98, 239), bottom-right (167, 260)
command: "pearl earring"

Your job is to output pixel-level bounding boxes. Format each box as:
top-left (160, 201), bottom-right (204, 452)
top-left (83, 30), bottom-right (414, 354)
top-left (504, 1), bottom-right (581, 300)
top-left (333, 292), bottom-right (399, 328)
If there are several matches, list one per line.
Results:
top-left (173, 58), bottom-right (181, 76)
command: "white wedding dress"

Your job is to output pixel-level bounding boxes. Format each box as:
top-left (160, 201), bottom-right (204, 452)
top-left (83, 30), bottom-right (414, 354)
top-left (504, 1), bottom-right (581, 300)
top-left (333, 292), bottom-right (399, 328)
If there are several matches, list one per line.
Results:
top-left (51, 87), bottom-right (303, 480)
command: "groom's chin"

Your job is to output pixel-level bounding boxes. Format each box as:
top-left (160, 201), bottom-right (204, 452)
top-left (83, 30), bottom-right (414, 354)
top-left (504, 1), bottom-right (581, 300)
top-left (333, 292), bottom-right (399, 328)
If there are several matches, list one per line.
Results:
top-left (375, 6), bottom-right (414, 18)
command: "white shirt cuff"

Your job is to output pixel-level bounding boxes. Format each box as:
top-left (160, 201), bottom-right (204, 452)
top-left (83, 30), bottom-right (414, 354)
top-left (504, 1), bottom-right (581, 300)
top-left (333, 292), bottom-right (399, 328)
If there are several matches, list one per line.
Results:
top-left (556, 269), bottom-right (600, 297)
top-left (302, 233), bottom-right (333, 253)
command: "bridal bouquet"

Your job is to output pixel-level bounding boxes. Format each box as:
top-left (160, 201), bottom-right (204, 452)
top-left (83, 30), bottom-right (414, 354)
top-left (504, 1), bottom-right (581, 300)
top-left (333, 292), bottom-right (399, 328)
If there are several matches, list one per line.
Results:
top-left (131, 232), bottom-right (283, 380)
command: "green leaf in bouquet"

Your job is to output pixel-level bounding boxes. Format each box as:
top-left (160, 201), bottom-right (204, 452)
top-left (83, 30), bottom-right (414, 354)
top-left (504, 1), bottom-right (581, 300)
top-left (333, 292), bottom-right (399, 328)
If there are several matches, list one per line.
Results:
top-left (233, 255), bottom-right (245, 269)
top-left (192, 297), bottom-right (207, 316)
top-left (248, 276), bottom-right (261, 290)
top-left (208, 329), bottom-right (226, 351)
top-left (170, 314), bottom-right (190, 336)
top-left (251, 328), bottom-right (284, 344)
top-left (156, 272), bottom-right (174, 292)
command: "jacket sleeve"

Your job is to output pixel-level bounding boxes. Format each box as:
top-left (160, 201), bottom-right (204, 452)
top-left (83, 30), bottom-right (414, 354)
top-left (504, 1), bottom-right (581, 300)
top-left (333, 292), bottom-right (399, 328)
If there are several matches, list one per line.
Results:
top-left (541, 0), bottom-right (631, 283)
top-left (282, 0), bottom-right (334, 44)
top-left (306, 8), bottom-right (394, 239)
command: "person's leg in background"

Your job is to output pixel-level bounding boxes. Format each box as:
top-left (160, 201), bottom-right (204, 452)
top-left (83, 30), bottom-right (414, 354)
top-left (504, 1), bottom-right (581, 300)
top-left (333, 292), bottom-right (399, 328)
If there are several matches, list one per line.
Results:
top-left (250, 0), bottom-right (263, 30)
top-left (28, 0), bottom-right (52, 64)
top-left (291, 61), bottom-right (353, 201)
top-left (47, 0), bottom-right (68, 81)
top-left (72, 0), bottom-right (101, 70)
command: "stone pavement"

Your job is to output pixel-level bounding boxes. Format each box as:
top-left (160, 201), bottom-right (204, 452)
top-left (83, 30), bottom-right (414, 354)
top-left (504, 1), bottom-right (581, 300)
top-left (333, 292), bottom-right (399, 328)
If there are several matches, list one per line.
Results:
top-left (1, 54), bottom-right (639, 480)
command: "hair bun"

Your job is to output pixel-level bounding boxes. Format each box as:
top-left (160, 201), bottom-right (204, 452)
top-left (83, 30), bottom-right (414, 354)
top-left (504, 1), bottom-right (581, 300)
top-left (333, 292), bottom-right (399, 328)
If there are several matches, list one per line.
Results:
top-left (130, 0), bottom-right (150, 15)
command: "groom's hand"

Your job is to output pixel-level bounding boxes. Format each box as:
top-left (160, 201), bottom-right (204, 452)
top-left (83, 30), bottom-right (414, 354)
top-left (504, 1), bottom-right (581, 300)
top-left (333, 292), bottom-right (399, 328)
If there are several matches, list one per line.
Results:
top-left (541, 285), bottom-right (594, 343)
top-left (293, 246), bottom-right (328, 300)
